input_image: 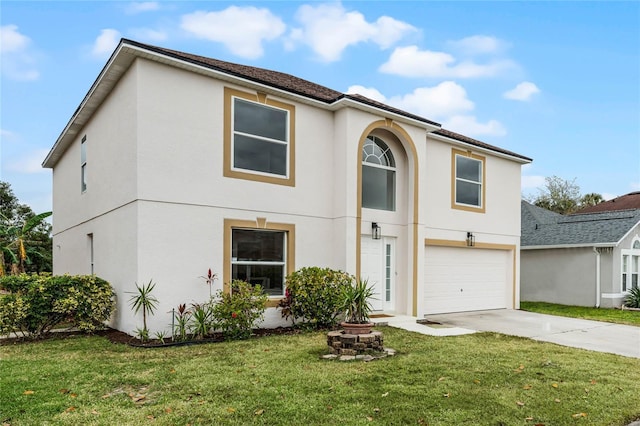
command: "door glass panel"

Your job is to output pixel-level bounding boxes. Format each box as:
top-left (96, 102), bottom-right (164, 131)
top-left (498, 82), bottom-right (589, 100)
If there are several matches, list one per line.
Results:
top-left (385, 244), bottom-right (391, 302)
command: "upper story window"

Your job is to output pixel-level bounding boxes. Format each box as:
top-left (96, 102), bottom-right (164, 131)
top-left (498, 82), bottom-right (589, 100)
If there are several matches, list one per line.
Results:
top-left (451, 148), bottom-right (485, 213)
top-left (362, 136), bottom-right (395, 211)
top-left (224, 88), bottom-right (296, 186)
top-left (81, 135), bottom-right (87, 192)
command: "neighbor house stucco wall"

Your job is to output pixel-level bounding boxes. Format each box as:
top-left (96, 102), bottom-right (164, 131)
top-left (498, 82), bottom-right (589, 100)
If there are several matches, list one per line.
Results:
top-left (521, 247), bottom-right (597, 306)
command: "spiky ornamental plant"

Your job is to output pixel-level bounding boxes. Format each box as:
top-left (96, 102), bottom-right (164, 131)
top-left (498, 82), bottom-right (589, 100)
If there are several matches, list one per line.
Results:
top-left (127, 280), bottom-right (159, 341)
top-left (624, 287), bottom-right (640, 309)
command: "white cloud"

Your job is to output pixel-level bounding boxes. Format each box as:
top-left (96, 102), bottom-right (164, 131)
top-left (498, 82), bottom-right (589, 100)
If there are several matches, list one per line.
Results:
top-left (346, 82), bottom-right (505, 137)
top-left (379, 45), bottom-right (516, 78)
top-left (1, 24), bottom-right (30, 53)
top-left (388, 82), bottom-right (474, 119)
top-left (181, 7), bottom-right (285, 59)
top-left (1, 129), bottom-right (17, 142)
top-left (125, 2), bottom-right (160, 14)
top-left (521, 174), bottom-right (546, 190)
top-left (447, 35), bottom-right (508, 56)
top-left (7, 148), bottom-right (51, 174)
top-left (287, 3), bottom-right (417, 62)
top-left (0, 25), bottom-right (39, 81)
top-left (601, 192), bottom-right (617, 201)
top-left (91, 29), bottom-right (121, 59)
top-left (346, 85), bottom-right (387, 103)
top-left (130, 28), bottom-right (168, 42)
top-left (503, 81), bottom-right (540, 101)
top-left (442, 115), bottom-right (506, 137)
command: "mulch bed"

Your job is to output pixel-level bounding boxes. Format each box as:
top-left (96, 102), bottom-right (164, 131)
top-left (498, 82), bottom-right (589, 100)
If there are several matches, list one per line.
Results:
top-left (1, 326), bottom-right (304, 347)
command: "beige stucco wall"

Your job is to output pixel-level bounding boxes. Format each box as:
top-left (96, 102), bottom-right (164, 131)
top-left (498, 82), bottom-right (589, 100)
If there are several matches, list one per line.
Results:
top-left (51, 55), bottom-right (527, 335)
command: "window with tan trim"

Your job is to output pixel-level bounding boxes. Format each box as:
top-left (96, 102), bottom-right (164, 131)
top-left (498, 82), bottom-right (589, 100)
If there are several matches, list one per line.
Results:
top-left (451, 148), bottom-right (486, 213)
top-left (223, 219), bottom-right (295, 307)
top-left (224, 88), bottom-right (295, 186)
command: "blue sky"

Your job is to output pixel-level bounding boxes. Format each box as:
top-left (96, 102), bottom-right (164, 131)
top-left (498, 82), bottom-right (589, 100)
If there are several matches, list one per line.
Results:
top-left (1, 1), bottom-right (639, 213)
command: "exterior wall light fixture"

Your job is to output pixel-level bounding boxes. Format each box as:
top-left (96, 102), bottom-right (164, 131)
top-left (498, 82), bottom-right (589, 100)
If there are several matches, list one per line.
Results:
top-left (466, 232), bottom-right (475, 247)
top-left (372, 222), bottom-right (382, 240)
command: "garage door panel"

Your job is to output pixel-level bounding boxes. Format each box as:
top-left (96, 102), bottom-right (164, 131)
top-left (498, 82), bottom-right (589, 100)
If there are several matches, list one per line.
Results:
top-left (424, 246), bottom-right (509, 314)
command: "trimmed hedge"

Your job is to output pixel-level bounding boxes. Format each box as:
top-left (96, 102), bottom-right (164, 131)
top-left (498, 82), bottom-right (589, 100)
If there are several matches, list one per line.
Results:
top-left (278, 267), bottom-right (354, 329)
top-left (0, 273), bottom-right (115, 338)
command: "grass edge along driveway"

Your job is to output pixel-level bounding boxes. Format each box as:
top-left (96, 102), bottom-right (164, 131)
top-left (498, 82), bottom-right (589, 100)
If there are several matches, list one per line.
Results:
top-left (521, 301), bottom-right (640, 327)
top-left (1, 326), bottom-right (639, 425)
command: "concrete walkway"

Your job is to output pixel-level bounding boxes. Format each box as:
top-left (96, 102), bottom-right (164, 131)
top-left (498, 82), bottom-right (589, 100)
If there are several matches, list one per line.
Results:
top-left (370, 314), bottom-right (475, 337)
top-left (424, 310), bottom-right (640, 359)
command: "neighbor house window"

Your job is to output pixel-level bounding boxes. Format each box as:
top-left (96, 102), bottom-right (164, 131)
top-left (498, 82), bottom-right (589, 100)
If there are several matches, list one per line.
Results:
top-left (622, 255), bottom-right (629, 292)
top-left (81, 135), bottom-right (87, 192)
top-left (224, 219), bottom-right (295, 305)
top-left (362, 136), bottom-right (396, 211)
top-left (451, 148), bottom-right (485, 212)
top-left (633, 256), bottom-right (639, 290)
top-left (224, 88), bottom-right (295, 186)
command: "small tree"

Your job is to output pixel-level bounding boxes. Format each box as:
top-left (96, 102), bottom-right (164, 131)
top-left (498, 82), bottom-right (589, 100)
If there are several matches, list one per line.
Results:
top-left (527, 176), bottom-right (604, 215)
top-left (0, 182), bottom-right (52, 276)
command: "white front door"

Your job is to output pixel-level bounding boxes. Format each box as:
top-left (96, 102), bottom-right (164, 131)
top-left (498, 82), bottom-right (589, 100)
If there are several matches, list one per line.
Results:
top-left (361, 236), bottom-right (395, 311)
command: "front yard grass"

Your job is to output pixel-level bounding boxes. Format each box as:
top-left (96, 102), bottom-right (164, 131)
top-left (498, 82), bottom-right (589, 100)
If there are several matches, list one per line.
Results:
top-left (521, 301), bottom-right (640, 326)
top-left (1, 326), bottom-right (639, 425)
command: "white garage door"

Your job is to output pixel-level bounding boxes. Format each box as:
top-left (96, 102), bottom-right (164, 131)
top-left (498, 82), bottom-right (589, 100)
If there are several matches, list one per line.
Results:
top-left (424, 246), bottom-right (510, 314)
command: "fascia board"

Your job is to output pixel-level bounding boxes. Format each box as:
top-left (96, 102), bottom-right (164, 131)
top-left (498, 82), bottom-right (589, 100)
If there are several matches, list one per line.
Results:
top-left (522, 243), bottom-right (616, 250)
top-left (429, 131), bottom-right (531, 164)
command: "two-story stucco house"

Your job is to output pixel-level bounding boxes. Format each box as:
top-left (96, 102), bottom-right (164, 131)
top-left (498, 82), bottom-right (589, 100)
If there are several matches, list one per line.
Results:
top-left (43, 39), bottom-right (532, 335)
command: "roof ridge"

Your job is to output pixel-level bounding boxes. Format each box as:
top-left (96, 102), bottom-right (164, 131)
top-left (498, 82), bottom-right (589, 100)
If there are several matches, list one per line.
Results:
top-left (121, 39), bottom-right (534, 161)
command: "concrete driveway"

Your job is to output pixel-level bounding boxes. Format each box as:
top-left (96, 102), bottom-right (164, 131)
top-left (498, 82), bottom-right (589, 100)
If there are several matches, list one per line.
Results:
top-left (423, 310), bottom-right (640, 358)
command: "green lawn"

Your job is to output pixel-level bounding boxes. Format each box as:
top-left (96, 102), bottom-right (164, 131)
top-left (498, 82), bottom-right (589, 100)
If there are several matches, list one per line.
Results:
top-left (521, 301), bottom-right (640, 327)
top-left (1, 327), bottom-right (639, 426)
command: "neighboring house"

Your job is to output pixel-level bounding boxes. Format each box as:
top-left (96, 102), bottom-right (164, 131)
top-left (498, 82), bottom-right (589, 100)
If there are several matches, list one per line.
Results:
top-left (575, 191), bottom-right (640, 214)
top-left (521, 201), bottom-right (640, 308)
top-left (43, 39), bottom-right (531, 335)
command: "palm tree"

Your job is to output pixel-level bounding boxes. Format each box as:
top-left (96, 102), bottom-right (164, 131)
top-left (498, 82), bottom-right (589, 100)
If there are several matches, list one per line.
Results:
top-left (0, 211), bottom-right (52, 276)
top-left (580, 193), bottom-right (604, 208)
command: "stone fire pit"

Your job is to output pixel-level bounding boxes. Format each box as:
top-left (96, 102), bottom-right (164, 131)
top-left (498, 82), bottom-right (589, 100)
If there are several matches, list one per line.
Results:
top-left (323, 329), bottom-right (395, 361)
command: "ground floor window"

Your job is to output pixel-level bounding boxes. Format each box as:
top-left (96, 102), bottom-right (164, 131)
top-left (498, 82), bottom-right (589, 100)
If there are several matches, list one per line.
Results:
top-left (224, 219), bottom-right (295, 304)
top-left (231, 229), bottom-right (286, 296)
top-left (622, 254), bottom-right (639, 292)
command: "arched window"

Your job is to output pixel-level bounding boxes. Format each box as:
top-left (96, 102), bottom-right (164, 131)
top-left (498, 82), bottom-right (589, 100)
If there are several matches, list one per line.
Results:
top-left (634, 240), bottom-right (640, 249)
top-left (362, 136), bottom-right (395, 211)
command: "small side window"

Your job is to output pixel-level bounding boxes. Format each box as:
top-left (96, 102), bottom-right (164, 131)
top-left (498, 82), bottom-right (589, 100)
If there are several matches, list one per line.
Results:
top-left (81, 136), bottom-right (87, 192)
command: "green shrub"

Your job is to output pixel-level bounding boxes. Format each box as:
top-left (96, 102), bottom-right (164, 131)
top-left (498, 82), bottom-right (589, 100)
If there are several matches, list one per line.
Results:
top-left (0, 273), bottom-right (115, 338)
top-left (624, 287), bottom-right (640, 308)
top-left (278, 267), bottom-right (354, 329)
top-left (211, 280), bottom-right (267, 340)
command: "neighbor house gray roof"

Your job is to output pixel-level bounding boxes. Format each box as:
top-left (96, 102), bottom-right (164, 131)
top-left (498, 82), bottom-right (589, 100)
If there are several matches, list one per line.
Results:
top-left (43, 38), bottom-right (532, 168)
top-left (521, 201), bottom-right (640, 248)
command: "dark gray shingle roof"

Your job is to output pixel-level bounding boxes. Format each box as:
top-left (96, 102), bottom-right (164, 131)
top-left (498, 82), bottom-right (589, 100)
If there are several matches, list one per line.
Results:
top-left (521, 201), bottom-right (640, 247)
